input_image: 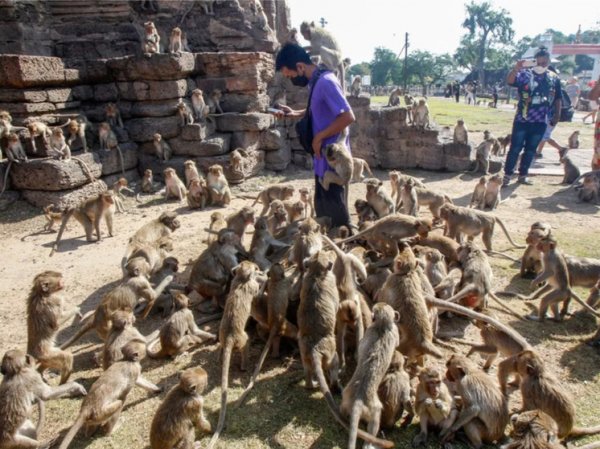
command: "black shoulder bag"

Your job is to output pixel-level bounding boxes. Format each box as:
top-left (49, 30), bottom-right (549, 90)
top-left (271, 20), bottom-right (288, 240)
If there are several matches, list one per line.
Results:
top-left (295, 69), bottom-right (326, 156)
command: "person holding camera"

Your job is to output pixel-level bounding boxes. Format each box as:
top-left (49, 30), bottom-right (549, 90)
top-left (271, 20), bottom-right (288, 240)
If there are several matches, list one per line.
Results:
top-left (273, 43), bottom-right (355, 228)
top-left (502, 47), bottom-right (562, 186)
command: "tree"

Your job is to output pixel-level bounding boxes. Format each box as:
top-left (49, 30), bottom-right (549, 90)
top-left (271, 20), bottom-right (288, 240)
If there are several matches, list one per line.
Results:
top-left (406, 51), bottom-right (454, 95)
top-left (370, 47), bottom-right (401, 86)
top-left (461, 1), bottom-right (514, 86)
top-left (348, 63), bottom-right (371, 78)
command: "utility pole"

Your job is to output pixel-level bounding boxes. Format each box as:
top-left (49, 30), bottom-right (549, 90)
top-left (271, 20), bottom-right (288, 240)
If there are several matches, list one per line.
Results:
top-left (319, 17), bottom-right (328, 28)
top-left (403, 32), bottom-right (409, 92)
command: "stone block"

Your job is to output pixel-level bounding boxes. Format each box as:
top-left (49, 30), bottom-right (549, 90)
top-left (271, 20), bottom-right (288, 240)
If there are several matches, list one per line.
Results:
top-left (72, 85), bottom-right (94, 101)
top-left (417, 144), bottom-right (445, 171)
top-left (292, 151), bottom-right (313, 170)
top-left (10, 153), bottom-right (102, 191)
top-left (0, 160), bottom-right (10, 191)
top-left (0, 102), bottom-right (55, 114)
top-left (224, 150), bottom-right (265, 184)
top-left (21, 180), bottom-right (108, 210)
top-left (0, 55), bottom-right (66, 88)
top-left (129, 99), bottom-right (181, 118)
top-left (444, 142), bottom-right (473, 159)
top-left (260, 128), bottom-right (285, 151)
top-left (195, 52), bottom-right (274, 85)
top-left (116, 79), bottom-right (191, 101)
top-left (107, 53), bottom-right (197, 81)
top-left (53, 101), bottom-right (81, 110)
top-left (138, 154), bottom-right (188, 182)
top-left (488, 157), bottom-right (503, 174)
top-left (379, 141), bottom-right (417, 169)
top-left (94, 142), bottom-right (139, 176)
top-left (445, 156), bottom-right (473, 172)
top-left (216, 112), bottom-right (274, 132)
top-left (93, 83), bottom-right (119, 102)
top-left (102, 169), bottom-right (139, 188)
top-left (46, 88), bottom-right (74, 103)
top-left (231, 131), bottom-right (260, 152)
top-left (0, 89), bottom-right (47, 103)
top-left (220, 93), bottom-right (270, 113)
top-left (379, 106), bottom-right (408, 126)
top-left (170, 134), bottom-right (230, 157)
top-left (264, 142), bottom-right (291, 171)
top-left (181, 122), bottom-right (215, 141)
top-left (347, 96), bottom-right (371, 109)
top-left (194, 155), bottom-right (230, 174)
top-left (124, 116), bottom-right (180, 142)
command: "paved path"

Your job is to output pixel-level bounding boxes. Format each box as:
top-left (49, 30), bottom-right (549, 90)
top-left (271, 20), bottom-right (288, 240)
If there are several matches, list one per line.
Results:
top-left (528, 147), bottom-right (592, 176)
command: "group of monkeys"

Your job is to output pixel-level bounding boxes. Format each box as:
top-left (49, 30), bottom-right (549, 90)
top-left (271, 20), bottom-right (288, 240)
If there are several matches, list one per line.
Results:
top-left (382, 88), bottom-right (431, 128)
top-left (4, 157), bottom-right (600, 449)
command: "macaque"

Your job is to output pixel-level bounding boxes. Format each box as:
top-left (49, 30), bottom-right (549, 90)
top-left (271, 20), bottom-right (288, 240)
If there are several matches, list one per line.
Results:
top-left (163, 168), bottom-right (187, 203)
top-left (187, 178), bottom-right (208, 209)
top-left (153, 133), bottom-right (172, 161)
top-left (48, 128), bottom-right (71, 160)
top-left (387, 87), bottom-right (402, 107)
top-left (300, 21), bottom-right (346, 91)
top-left (63, 116), bottom-right (90, 153)
top-left (320, 142), bottom-right (353, 192)
top-left (190, 88), bottom-right (210, 122)
top-left (110, 178), bottom-right (134, 213)
top-left (26, 121), bottom-right (51, 154)
top-left (350, 76), bottom-right (361, 97)
top-left (5, 133), bottom-right (28, 163)
top-left (43, 204), bottom-right (63, 232)
top-left (105, 103), bottom-right (124, 129)
top-left (578, 173), bottom-right (599, 203)
top-left (568, 130), bottom-right (580, 149)
top-left (413, 99), bottom-right (430, 128)
top-left (453, 119), bottom-right (468, 144)
top-left (206, 164), bottom-right (231, 206)
top-left (483, 174), bottom-right (503, 210)
top-left (177, 100), bottom-right (194, 127)
top-left (184, 159), bottom-right (201, 187)
top-left (470, 176), bottom-right (487, 209)
top-left (143, 21), bottom-right (160, 55)
top-left (560, 154), bottom-right (580, 184)
top-left (169, 27), bottom-right (183, 54)
top-left (229, 148), bottom-right (246, 174)
top-left (207, 89), bottom-right (224, 114)
top-left (199, 0), bottom-right (215, 14)
top-left (141, 169), bottom-right (157, 194)
top-left (98, 122), bottom-right (125, 174)
top-left (351, 157), bottom-right (373, 182)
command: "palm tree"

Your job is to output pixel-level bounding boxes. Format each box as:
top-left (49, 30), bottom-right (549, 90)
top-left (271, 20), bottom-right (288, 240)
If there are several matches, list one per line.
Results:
top-left (462, 1), bottom-right (514, 86)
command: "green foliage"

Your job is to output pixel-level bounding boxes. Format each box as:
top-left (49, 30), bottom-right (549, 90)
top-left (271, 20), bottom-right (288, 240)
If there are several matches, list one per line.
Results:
top-left (406, 51), bottom-right (454, 94)
top-left (370, 47), bottom-right (401, 86)
top-left (348, 62), bottom-right (371, 77)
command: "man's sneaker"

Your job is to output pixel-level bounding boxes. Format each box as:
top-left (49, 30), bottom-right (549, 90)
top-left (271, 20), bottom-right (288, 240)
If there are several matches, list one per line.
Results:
top-left (502, 175), bottom-right (511, 187)
top-left (518, 176), bottom-right (534, 185)
top-left (534, 152), bottom-right (543, 159)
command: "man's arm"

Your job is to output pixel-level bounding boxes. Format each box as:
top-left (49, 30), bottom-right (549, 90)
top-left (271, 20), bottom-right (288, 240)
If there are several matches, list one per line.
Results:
top-left (507, 60), bottom-right (525, 86)
top-left (312, 110), bottom-right (355, 157)
top-left (550, 78), bottom-right (562, 126)
top-left (590, 75), bottom-right (600, 103)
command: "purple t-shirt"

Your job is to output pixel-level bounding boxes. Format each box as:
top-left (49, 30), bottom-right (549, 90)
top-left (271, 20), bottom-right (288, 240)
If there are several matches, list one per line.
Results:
top-left (308, 70), bottom-right (352, 177)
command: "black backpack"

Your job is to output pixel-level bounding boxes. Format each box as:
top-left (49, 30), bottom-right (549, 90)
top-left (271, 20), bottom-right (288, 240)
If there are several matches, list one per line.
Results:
top-left (559, 88), bottom-right (574, 122)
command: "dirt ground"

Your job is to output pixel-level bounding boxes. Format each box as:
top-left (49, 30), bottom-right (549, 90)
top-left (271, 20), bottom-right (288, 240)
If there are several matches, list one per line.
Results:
top-left (1, 165), bottom-right (599, 449)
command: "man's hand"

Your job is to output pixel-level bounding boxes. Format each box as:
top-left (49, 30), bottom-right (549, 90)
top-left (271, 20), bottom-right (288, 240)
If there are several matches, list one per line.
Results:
top-left (312, 133), bottom-right (323, 158)
top-left (514, 60), bottom-right (526, 71)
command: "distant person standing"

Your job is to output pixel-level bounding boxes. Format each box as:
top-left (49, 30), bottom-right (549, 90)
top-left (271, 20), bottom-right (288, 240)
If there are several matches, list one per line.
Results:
top-left (492, 85), bottom-right (499, 108)
top-left (454, 81), bottom-right (460, 103)
top-left (502, 47), bottom-right (562, 187)
top-left (465, 82), bottom-right (474, 104)
top-left (564, 76), bottom-right (581, 109)
top-left (589, 75), bottom-right (600, 169)
top-left (472, 81), bottom-right (478, 104)
top-left (583, 81), bottom-right (598, 124)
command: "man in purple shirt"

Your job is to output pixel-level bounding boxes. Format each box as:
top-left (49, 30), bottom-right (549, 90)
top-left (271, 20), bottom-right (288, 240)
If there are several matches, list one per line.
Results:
top-left (274, 43), bottom-right (355, 228)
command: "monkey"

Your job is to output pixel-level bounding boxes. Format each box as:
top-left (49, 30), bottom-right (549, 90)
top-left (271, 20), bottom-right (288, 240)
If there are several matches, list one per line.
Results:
top-left (124, 237), bottom-right (175, 280)
top-left (190, 88), bottom-right (210, 122)
top-left (412, 366), bottom-right (458, 447)
top-left (387, 87), bottom-right (402, 107)
top-left (502, 410), bottom-right (567, 449)
top-left (198, 0), bottom-right (215, 14)
top-left (338, 214), bottom-right (432, 255)
top-left (470, 176), bottom-right (487, 209)
top-left (520, 221), bottom-right (552, 278)
top-left (377, 351), bottom-right (414, 430)
top-left (321, 142), bottom-right (353, 196)
top-left (441, 355), bottom-right (509, 449)
top-left (399, 178), bottom-right (418, 216)
top-left (283, 200), bottom-right (307, 225)
top-left (51, 191), bottom-right (116, 256)
top-left (287, 217), bottom-right (323, 270)
top-left (98, 122), bottom-right (125, 175)
top-left (100, 309), bottom-right (151, 370)
top-left (522, 236), bottom-right (600, 321)
top-left (568, 130), bottom-right (580, 149)
top-left (105, 102), bottom-right (124, 129)
top-left (413, 98), bottom-right (430, 128)
top-left (483, 173), bottom-right (504, 210)
top-left (163, 167), bottom-right (187, 203)
top-left (497, 133), bottom-right (511, 156)
top-left (5, 132), bottom-right (28, 163)
top-left (418, 246), bottom-right (447, 288)
top-left (411, 232), bottom-right (460, 268)
top-left (43, 203), bottom-right (63, 232)
top-left (206, 261), bottom-right (264, 449)
top-left (454, 119), bottom-right (469, 144)
top-left (148, 292), bottom-right (216, 359)
top-left (0, 349), bottom-right (86, 449)
top-left (404, 94), bottom-right (415, 123)
top-left (378, 246), bottom-right (442, 364)
top-left (60, 259), bottom-right (175, 350)
top-left (206, 211), bottom-right (227, 244)
top-left (470, 131), bottom-right (494, 174)
top-left (57, 340), bottom-right (161, 449)
top-left (249, 217), bottom-right (290, 271)
top-left (169, 27), bottom-right (183, 54)
top-left (183, 159), bottom-right (200, 187)
top-left (187, 229), bottom-right (244, 308)
top-left (354, 198), bottom-right (377, 225)
top-left (207, 164), bottom-right (231, 206)
top-left (187, 178), bottom-right (208, 210)
top-left (578, 173), bottom-right (600, 203)
top-left (251, 183), bottom-right (295, 216)
top-left (207, 88), bottom-right (224, 115)
top-left (110, 177), bottom-right (134, 214)
top-left (47, 127), bottom-right (71, 160)
top-left (123, 210), bottom-right (180, 264)
top-left (300, 21), bottom-right (346, 92)
top-left (226, 206), bottom-right (255, 242)
top-left (350, 75), bottom-right (362, 97)
top-left (25, 121), bottom-right (50, 154)
top-left (149, 367), bottom-right (212, 449)
top-left (297, 251), bottom-right (394, 448)
top-left (414, 186), bottom-right (453, 222)
top-left (236, 263), bottom-right (298, 406)
top-left (365, 178), bottom-right (395, 218)
top-left (515, 350), bottom-right (600, 439)
top-left (229, 148), bottom-right (245, 174)
top-left (143, 21), bottom-right (160, 55)
top-left (26, 271), bottom-right (80, 384)
top-left (440, 203), bottom-right (525, 252)
top-left (389, 170), bottom-right (425, 205)
top-left (560, 154), bottom-right (581, 184)
top-left (266, 200), bottom-right (289, 236)
top-left (61, 116), bottom-right (90, 153)
top-left (140, 169), bottom-right (157, 194)
top-left (340, 303), bottom-right (400, 449)
top-left (351, 157), bottom-right (374, 182)
top-left (153, 133), bottom-right (172, 161)
top-left (177, 100), bottom-right (194, 127)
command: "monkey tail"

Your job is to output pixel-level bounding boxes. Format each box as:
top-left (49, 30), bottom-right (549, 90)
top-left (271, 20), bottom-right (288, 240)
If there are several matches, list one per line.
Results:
top-left (57, 412), bottom-right (86, 449)
top-left (423, 339), bottom-right (443, 359)
top-left (348, 399), bottom-right (363, 449)
top-left (60, 318), bottom-right (94, 350)
top-left (236, 326), bottom-right (277, 407)
top-left (115, 145), bottom-right (125, 175)
top-left (0, 161), bottom-right (12, 198)
top-left (206, 342), bottom-right (232, 449)
top-left (444, 194), bottom-right (453, 204)
top-left (488, 292), bottom-right (526, 321)
top-left (146, 337), bottom-right (167, 359)
top-left (568, 289), bottom-right (600, 318)
top-left (50, 209), bottom-right (74, 257)
top-left (495, 218), bottom-right (526, 249)
top-left (311, 350), bottom-right (394, 449)
top-left (70, 156), bottom-right (96, 183)
top-left (570, 425), bottom-right (600, 438)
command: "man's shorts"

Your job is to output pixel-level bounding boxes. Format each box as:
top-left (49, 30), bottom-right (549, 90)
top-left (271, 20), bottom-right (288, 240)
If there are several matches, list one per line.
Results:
top-left (541, 124), bottom-right (555, 141)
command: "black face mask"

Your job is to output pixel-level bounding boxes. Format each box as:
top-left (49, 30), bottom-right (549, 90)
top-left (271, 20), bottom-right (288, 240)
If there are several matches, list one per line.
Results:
top-left (291, 75), bottom-right (309, 87)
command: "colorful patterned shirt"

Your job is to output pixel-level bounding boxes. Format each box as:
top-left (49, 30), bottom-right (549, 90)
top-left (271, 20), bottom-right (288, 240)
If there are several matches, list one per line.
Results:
top-left (510, 69), bottom-right (562, 124)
